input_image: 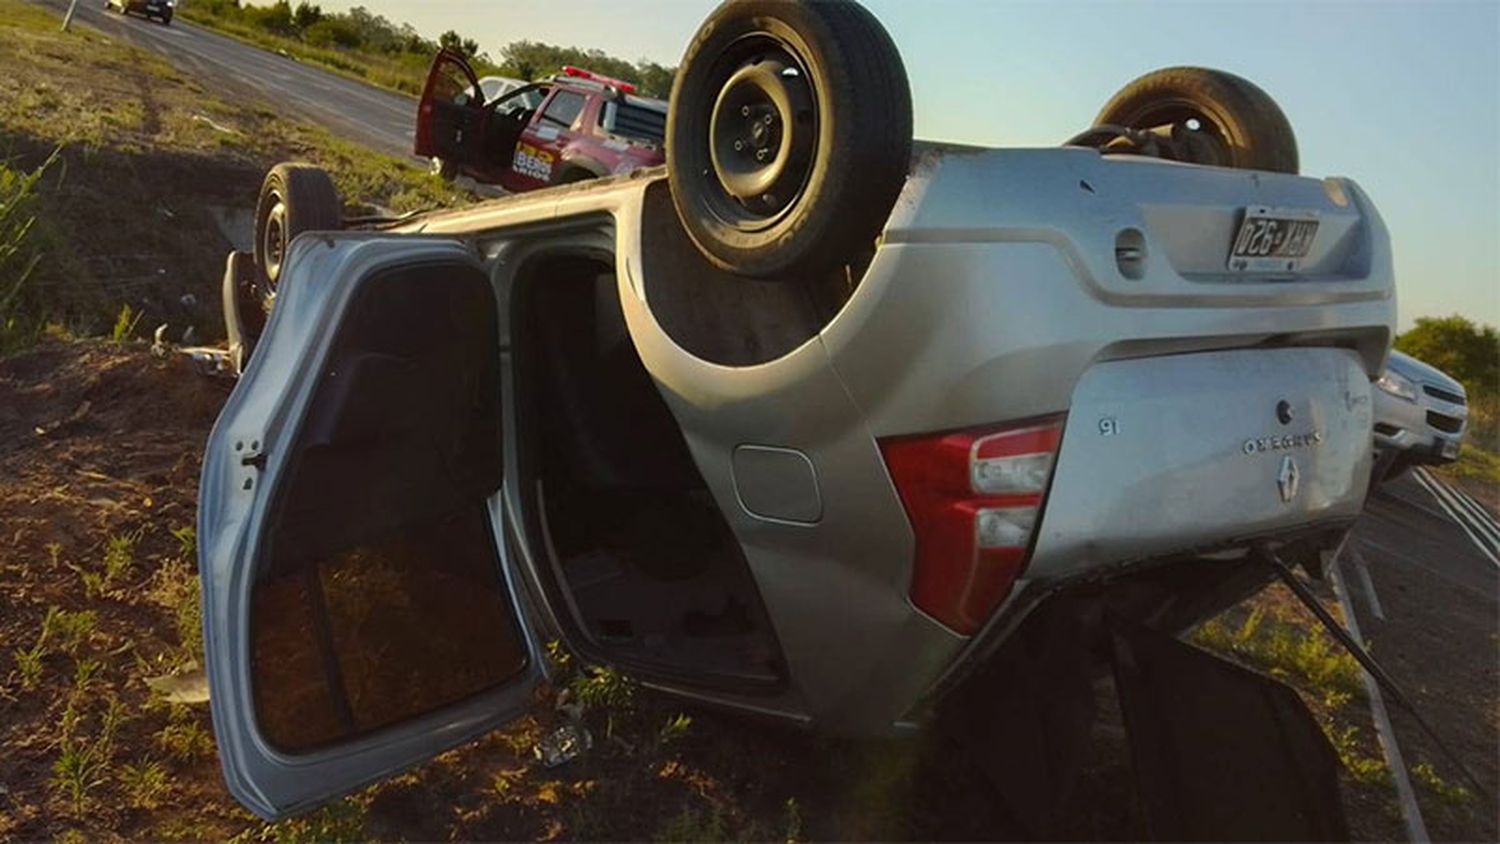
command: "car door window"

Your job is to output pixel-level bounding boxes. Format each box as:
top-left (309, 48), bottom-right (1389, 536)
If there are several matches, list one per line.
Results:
top-left (539, 90), bottom-right (587, 130)
top-left (415, 51), bottom-right (485, 162)
top-left (249, 260), bottom-right (525, 752)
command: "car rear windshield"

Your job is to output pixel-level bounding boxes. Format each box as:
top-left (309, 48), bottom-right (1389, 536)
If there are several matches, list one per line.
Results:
top-left (605, 101), bottom-right (666, 145)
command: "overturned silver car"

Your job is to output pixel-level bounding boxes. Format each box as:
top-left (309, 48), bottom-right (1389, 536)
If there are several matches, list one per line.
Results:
top-left (200, 0), bottom-right (1394, 828)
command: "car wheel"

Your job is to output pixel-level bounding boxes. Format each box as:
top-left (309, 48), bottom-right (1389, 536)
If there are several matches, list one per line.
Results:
top-left (429, 156), bottom-right (456, 181)
top-left (161, 13), bottom-right (172, 25)
top-left (666, 0), bottom-right (912, 279)
top-left (252, 163), bottom-right (342, 316)
top-left (553, 166), bottom-right (596, 185)
top-left (1093, 67), bottom-right (1298, 174)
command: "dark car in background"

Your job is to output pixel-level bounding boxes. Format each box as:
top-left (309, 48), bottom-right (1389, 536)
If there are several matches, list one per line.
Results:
top-left (105, 0), bottom-right (174, 26)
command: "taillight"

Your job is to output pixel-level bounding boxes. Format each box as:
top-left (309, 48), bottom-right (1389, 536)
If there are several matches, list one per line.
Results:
top-left (878, 417), bottom-right (1064, 635)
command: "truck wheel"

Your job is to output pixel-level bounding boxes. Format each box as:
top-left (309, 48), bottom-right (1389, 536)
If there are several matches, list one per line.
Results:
top-left (553, 167), bottom-right (596, 185)
top-left (252, 163), bottom-right (341, 313)
top-left (666, 0), bottom-right (912, 279)
top-left (1093, 67), bottom-right (1298, 174)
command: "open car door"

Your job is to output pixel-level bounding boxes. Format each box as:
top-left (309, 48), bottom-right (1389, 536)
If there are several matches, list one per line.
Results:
top-left (415, 49), bottom-right (487, 167)
top-left (197, 234), bottom-right (543, 820)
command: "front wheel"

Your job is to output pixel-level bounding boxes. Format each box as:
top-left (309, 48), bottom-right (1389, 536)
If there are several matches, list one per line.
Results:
top-left (252, 163), bottom-right (342, 315)
top-left (1093, 67), bottom-right (1298, 174)
top-left (429, 156), bottom-right (456, 181)
top-left (666, 0), bottom-right (913, 279)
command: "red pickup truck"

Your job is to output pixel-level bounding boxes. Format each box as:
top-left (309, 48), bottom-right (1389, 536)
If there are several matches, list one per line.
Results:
top-left (416, 51), bottom-right (667, 192)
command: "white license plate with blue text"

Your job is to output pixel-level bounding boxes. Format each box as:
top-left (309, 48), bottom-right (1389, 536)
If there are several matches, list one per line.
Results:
top-left (1228, 207), bottom-right (1320, 272)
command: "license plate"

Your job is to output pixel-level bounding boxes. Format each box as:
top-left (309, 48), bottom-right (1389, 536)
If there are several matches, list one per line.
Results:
top-left (1441, 439), bottom-right (1459, 459)
top-left (1227, 207), bottom-right (1320, 272)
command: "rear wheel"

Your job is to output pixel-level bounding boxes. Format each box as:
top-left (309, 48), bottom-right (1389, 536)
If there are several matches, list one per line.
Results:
top-left (252, 163), bottom-right (342, 317)
top-left (553, 166), bottom-right (596, 186)
top-left (1093, 67), bottom-right (1298, 174)
top-left (666, 0), bottom-right (912, 279)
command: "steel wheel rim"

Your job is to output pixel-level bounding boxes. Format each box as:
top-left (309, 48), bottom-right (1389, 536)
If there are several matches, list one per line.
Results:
top-left (262, 197), bottom-right (288, 289)
top-left (700, 34), bottom-right (818, 233)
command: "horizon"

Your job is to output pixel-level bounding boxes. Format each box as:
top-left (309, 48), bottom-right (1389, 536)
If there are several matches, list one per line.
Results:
top-left (270, 0), bottom-right (1498, 332)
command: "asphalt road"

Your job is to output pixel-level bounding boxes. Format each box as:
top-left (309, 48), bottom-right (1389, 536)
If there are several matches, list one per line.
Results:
top-left (28, 0), bottom-right (420, 161)
top-left (1346, 471), bottom-right (1499, 839)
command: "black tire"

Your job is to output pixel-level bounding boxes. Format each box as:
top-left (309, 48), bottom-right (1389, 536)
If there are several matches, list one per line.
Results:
top-left (252, 163), bottom-right (341, 314)
top-left (1094, 67), bottom-right (1298, 174)
top-left (666, 0), bottom-right (912, 278)
top-left (553, 166), bottom-right (596, 185)
top-left (429, 156), bottom-right (457, 181)
top-left (160, 12), bottom-right (172, 25)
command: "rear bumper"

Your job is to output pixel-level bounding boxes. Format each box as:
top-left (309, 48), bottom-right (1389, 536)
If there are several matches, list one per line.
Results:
top-left (1026, 347), bottom-right (1373, 583)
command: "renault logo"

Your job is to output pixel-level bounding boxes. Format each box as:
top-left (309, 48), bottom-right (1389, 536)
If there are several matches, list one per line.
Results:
top-left (1278, 455), bottom-right (1300, 504)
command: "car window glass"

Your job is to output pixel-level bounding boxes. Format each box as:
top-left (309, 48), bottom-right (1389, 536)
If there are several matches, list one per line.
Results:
top-left (493, 85), bottom-right (547, 114)
top-left (432, 58), bottom-right (475, 106)
top-left (479, 79), bottom-right (507, 103)
top-left (540, 91), bottom-right (587, 129)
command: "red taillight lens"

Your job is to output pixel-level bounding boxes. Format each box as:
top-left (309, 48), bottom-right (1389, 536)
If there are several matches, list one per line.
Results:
top-left (879, 418), bottom-right (1064, 634)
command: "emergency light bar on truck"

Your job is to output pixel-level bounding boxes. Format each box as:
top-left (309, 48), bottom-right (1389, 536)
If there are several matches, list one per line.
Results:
top-left (559, 65), bottom-right (638, 94)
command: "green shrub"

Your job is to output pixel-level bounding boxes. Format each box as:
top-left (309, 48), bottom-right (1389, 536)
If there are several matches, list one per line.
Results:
top-left (0, 150), bottom-right (57, 354)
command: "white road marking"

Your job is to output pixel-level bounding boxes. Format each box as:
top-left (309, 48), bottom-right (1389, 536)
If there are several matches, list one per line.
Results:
top-left (1444, 483), bottom-right (1500, 544)
top-left (1413, 468), bottom-right (1500, 568)
top-left (1416, 467), bottom-right (1500, 552)
top-left (1330, 555), bottom-right (1427, 844)
top-left (1348, 546), bottom-right (1385, 621)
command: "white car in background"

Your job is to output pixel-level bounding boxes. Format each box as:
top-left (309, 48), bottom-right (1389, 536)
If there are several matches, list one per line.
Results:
top-left (475, 75), bottom-right (527, 103)
top-left (1373, 349), bottom-right (1468, 480)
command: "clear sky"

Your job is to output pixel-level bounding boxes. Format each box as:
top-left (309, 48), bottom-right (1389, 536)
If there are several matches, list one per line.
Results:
top-left (311, 0), bottom-right (1498, 331)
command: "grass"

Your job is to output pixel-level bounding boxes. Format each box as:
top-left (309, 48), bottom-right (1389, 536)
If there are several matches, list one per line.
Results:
top-left (1326, 724), bottom-right (1392, 786)
top-left (155, 711), bottom-right (214, 764)
top-left (110, 304), bottom-right (143, 346)
top-left (229, 798), bottom-right (369, 844)
top-left (0, 149), bottom-right (60, 354)
top-left (1190, 598), bottom-right (1396, 793)
top-left (41, 606), bottom-right (98, 658)
top-left (177, 7), bottom-right (436, 98)
top-left (1190, 606), bottom-right (1363, 697)
top-left (0, 0), bottom-right (471, 355)
top-left (1443, 444), bottom-right (1500, 485)
top-left (73, 532), bottom-right (138, 596)
top-left (119, 757), bottom-right (172, 810)
top-left (1411, 760), bottom-right (1474, 807)
top-left (12, 640), bottom-right (45, 690)
top-left (658, 713), bottom-right (693, 747)
top-left (51, 697), bottom-right (127, 814)
top-left (148, 559), bottom-right (203, 669)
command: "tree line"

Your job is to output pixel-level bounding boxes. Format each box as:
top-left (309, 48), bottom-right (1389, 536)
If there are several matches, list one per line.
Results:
top-left (187, 1), bottom-right (676, 98)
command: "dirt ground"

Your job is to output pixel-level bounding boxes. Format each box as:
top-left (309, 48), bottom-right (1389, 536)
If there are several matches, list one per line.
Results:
top-left (1, 338), bottom-right (1494, 842)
